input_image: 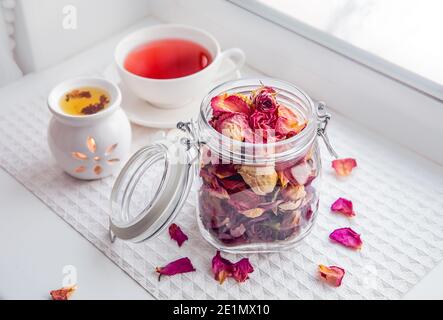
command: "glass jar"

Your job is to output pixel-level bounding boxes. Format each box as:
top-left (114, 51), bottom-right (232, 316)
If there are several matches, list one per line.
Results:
top-left (109, 78), bottom-right (335, 253)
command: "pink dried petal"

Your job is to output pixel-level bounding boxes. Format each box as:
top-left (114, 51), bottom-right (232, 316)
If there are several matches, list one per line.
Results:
top-left (213, 164), bottom-right (237, 179)
top-left (204, 184), bottom-right (230, 200)
top-left (331, 198), bottom-right (355, 217)
top-left (212, 112), bottom-right (252, 142)
top-left (227, 189), bottom-right (263, 212)
top-left (231, 258), bottom-right (254, 283)
top-left (318, 265), bottom-right (345, 287)
top-left (212, 251), bottom-right (233, 284)
top-left (50, 285), bottom-right (77, 300)
top-left (289, 161), bottom-right (312, 185)
top-left (249, 110), bottom-right (277, 132)
top-left (200, 167), bottom-right (230, 199)
top-left (218, 178), bottom-right (248, 194)
top-left (211, 251), bottom-right (254, 284)
top-left (277, 170), bottom-right (290, 188)
top-left (275, 105), bottom-right (306, 139)
top-left (230, 224), bottom-right (247, 238)
top-left (281, 185), bottom-right (306, 201)
top-left (329, 227), bottom-right (362, 250)
top-left (211, 94), bottom-right (250, 115)
top-left (332, 158), bottom-right (357, 177)
top-left (168, 223), bottom-right (189, 247)
top-left (155, 257), bottom-right (196, 280)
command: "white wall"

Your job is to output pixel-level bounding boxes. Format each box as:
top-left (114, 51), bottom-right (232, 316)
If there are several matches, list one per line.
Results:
top-left (14, 0), bottom-right (149, 73)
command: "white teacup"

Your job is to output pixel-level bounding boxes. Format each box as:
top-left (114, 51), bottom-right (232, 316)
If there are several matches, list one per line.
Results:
top-left (114, 24), bottom-right (245, 109)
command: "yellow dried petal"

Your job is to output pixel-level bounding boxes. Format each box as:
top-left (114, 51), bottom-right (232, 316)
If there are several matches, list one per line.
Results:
top-left (238, 165), bottom-right (277, 196)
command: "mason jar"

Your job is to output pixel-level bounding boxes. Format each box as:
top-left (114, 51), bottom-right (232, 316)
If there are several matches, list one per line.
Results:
top-left (109, 78), bottom-right (334, 253)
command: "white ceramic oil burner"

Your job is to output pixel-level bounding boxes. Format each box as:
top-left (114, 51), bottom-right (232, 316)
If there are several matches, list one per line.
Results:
top-left (47, 77), bottom-right (132, 180)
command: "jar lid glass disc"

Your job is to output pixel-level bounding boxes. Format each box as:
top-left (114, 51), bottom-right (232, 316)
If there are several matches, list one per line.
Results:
top-left (109, 141), bottom-right (194, 243)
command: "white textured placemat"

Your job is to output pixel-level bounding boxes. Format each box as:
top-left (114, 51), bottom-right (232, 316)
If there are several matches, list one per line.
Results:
top-left (1, 73), bottom-right (443, 299)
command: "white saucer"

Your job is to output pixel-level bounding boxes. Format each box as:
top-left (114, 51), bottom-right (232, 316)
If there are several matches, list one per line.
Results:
top-left (103, 60), bottom-right (242, 129)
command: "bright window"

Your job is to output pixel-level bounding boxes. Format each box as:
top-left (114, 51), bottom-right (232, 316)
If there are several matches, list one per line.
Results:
top-left (234, 0), bottom-right (443, 97)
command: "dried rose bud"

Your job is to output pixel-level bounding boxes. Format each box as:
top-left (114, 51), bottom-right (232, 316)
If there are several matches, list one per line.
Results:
top-left (213, 112), bottom-right (252, 142)
top-left (168, 223), bottom-right (189, 247)
top-left (248, 110), bottom-right (278, 142)
top-left (331, 198), bottom-right (355, 217)
top-left (155, 257), bottom-right (196, 280)
top-left (252, 86), bottom-right (278, 112)
top-left (50, 285), bottom-right (77, 300)
top-left (329, 227), bottom-right (362, 250)
top-left (318, 265), bottom-right (345, 287)
top-left (332, 158), bottom-right (357, 177)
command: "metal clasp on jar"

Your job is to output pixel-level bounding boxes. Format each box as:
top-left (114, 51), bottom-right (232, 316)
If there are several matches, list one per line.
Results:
top-left (316, 101), bottom-right (339, 159)
top-left (177, 120), bottom-right (205, 163)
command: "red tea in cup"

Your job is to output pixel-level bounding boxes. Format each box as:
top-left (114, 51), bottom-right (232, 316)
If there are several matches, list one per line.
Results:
top-left (124, 38), bottom-right (213, 79)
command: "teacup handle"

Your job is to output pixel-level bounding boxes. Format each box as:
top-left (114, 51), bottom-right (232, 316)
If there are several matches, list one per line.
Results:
top-left (215, 48), bottom-right (246, 81)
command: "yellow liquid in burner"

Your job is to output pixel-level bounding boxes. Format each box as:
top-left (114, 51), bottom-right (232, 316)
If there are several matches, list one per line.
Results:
top-left (60, 86), bottom-right (110, 116)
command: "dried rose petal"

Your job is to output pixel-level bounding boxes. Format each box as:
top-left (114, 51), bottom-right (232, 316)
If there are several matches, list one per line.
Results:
top-left (332, 158), bottom-right (357, 177)
top-left (241, 208), bottom-right (265, 218)
top-left (280, 210), bottom-right (302, 229)
top-left (318, 265), bottom-right (345, 287)
top-left (238, 165), bottom-right (277, 196)
top-left (252, 86), bottom-right (278, 112)
top-left (329, 227), bottom-right (362, 250)
top-left (212, 112), bottom-right (252, 142)
top-left (289, 161), bottom-right (313, 185)
top-left (212, 251), bottom-right (254, 284)
top-left (212, 251), bottom-right (233, 284)
top-left (249, 110), bottom-right (278, 142)
top-left (230, 224), bottom-right (246, 238)
top-left (212, 164), bottom-right (237, 179)
top-left (155, 257), bottom-right (196, 280)
top-left (331, 198), bottom-right (355, 217)
top-left (168, 223), bottom-right (189, 247)
top-left (50, 285), bottom-right (77, 300)
top-left (275, 105), bottom-right (307, 139)
top-left (281, 185), bottom-right (306, 201)
top-left (231, 258), bottom-right (254, 283)
top-left (211, 94), bottom-right (250, 115)
top-left (218, 178), bottom-right (248, 194)
top-left (200, 167), bottom-right (230, 199)
top-left (279, 200), bottom-right (302, 211)
top-left (228, 189), bottom-right (262, 211)
top-left (277, 170), bottom-right (290, 188)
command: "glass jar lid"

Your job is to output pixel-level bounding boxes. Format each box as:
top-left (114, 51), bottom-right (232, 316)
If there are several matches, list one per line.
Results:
top-left (109, 137), bottom-right (195, 243)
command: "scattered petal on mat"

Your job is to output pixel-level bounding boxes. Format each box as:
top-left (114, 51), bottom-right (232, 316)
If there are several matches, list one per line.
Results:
top-left (212, 251), bottom-right (254, 284)
top-left (50, 285), bottom-right (77, 300)
top-left (332, 158), bottom-right (357, 177)
top-left (155, 257), bottom-right (196, 280)
top-left (330, 227), bottom-right (363, 250)
top-left (331, 198), bottom-right (355, 217)
top-left (318, 265), bottom-right (345, 287)
top-left (168, 223), bottom-right (189, 247)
